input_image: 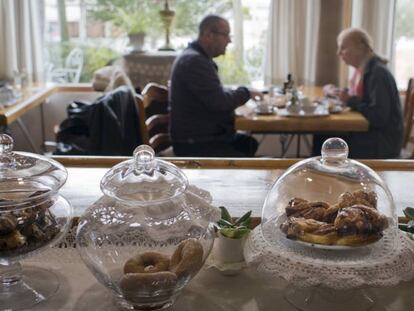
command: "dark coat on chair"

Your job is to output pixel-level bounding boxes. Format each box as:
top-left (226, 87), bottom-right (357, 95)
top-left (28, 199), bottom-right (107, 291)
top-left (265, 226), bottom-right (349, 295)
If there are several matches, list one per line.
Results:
top-left (88, 86), bottom-right (142, 155)
top-left (56, 86), bottom-right (142, 156)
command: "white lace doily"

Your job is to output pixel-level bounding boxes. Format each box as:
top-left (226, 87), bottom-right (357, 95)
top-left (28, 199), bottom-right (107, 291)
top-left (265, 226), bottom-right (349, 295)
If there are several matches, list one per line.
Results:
top-left (244, 224), bottom-right (414, 290)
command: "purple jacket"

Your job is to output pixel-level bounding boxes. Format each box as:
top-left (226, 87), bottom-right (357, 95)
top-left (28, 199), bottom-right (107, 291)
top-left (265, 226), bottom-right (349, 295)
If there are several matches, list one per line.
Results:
top-left (169, 41), bottom-right (250, 143)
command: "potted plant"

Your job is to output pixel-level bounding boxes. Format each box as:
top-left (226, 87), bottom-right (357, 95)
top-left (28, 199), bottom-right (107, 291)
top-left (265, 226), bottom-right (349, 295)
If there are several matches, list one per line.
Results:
top-left (214, 206), bottom-right (252, 264)
top-left (399, 207), bottom-right (414, 240)
top-left (87, 0), bottom-right (162, 51)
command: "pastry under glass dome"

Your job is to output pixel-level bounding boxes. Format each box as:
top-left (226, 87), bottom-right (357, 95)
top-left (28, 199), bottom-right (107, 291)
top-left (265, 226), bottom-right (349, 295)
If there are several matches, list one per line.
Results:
top-left (244, 138), bottom-right (413, 311)
top-left (76, 145), bottom-right (220, 310)
top-left (0, 134), bottom-right (72, 310)
top-left (262, 137), bottom-right (396, 253)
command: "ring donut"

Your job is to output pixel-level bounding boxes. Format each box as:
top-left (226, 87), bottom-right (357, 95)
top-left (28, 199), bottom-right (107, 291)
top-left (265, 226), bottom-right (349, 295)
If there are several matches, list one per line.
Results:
top-left (120, 271), bottom-right (177, 294)
top-left (170, 238), bottom-right (204, 278)
top-left (124, 251), bottom-right (170, 274)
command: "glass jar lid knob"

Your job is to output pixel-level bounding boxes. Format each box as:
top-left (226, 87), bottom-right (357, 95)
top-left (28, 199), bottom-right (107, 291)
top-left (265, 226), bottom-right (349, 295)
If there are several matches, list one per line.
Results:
top-left (321, 137), bottom-right (349, 164)
top-left (0, 134), bottom-right (14, 154)
top-left (133, 145), bottom-right (156, 173)
top-left (0, 134), bottom-right (15, 169)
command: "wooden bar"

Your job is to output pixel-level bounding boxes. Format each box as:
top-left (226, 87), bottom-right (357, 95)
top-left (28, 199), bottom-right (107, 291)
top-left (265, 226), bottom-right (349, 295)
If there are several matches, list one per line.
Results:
top-left (53, 156), bottom-right (414, 171)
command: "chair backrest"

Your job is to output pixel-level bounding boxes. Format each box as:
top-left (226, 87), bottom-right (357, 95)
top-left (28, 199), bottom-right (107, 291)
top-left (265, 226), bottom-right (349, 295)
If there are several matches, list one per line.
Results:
top-left (404, 78), bottom-right (414, 120)
top-left (138, 83), bottom-right (171, 154)
top-left (135, 94), bottom-right (149, 145)
top-left (65, 48), bottom-right (84, 83)
top-left (403, 78), bottom-right (414, 148)
top-left (146, 115), bottom-right (171, 154)
top-left (142, 82), bottom-right (169, 117)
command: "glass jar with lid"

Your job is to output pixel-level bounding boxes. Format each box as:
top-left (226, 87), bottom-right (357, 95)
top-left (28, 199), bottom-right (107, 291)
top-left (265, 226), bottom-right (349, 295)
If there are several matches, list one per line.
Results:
top-left (0, 134), bottom-right (72, 310)
top-left (76, 145), bottom-right (219, 310)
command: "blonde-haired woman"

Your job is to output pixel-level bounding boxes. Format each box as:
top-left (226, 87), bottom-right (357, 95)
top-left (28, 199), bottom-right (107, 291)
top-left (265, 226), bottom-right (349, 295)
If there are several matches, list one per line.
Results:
top-left (315, 28), bottom-right (403, 159)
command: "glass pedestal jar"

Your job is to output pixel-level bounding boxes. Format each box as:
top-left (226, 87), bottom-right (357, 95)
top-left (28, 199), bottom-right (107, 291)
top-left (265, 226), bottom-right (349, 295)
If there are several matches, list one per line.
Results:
top-left (0, 134), bottom-right (72, 310)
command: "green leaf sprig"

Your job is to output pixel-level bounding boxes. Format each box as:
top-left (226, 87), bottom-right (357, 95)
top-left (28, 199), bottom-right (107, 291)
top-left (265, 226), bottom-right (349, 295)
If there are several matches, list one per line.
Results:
top-left (216, 206), bottom-right (252, 239)
top-left (399, 207), bottom-right (414, 240)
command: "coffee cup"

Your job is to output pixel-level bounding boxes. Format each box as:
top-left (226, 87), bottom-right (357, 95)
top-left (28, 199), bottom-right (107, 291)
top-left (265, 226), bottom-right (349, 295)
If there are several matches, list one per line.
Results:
top-left (256, 100), bottom-right (272, 114)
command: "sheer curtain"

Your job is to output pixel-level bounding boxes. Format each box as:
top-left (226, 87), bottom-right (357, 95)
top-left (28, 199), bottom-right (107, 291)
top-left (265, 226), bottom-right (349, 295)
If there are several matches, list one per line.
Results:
top-left (352, 0), bottom-right (396, 62)
top-left (264, 0), bottom-right (321, 86)
top-left (0, 0), bottom-right (44, 82)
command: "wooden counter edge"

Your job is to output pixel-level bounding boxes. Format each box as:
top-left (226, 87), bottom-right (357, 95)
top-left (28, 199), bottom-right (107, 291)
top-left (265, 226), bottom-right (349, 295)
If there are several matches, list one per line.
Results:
top-left (52, 156), bottom-right (414, 171)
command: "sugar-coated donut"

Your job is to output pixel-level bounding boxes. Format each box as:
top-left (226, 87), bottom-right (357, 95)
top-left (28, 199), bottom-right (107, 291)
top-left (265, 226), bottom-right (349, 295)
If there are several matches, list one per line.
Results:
top-left (119, 271), bottom-right (177, 293)
top-left (170, 238), bottom-right (204, 278)
top-left (124, 251), bottom-right (170, 274)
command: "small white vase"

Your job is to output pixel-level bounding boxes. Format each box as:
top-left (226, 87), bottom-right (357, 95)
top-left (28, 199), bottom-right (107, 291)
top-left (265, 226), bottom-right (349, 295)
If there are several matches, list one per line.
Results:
top-left (215, 233), bottom-right (246, 264)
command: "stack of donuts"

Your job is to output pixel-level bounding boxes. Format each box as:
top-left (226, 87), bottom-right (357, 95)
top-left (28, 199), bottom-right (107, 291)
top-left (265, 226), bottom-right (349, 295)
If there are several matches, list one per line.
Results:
top-left (120, 238), bottom-right (204, 297)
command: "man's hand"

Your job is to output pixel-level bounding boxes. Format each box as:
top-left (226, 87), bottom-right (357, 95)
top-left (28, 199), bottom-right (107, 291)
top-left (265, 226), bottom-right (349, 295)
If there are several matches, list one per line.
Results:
top-left (323, 84), bottom-right (341, 97)
top-left (249, 90), bottom-right (264, 100)
top-left (339, 88), bottom-right (350, 103)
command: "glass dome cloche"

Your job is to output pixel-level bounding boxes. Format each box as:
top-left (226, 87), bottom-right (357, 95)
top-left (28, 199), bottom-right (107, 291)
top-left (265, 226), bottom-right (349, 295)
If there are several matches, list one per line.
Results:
top-left (76, 145), bottom-right (220, 310)
top-left (262, 138), bottom-right (396, 254)
top-left (0, 134), bottom-right (72, 310)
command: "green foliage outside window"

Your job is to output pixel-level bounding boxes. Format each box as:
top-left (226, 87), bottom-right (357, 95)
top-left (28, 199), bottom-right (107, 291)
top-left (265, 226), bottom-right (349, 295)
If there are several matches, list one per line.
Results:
top-left (46, 42), bottom-right (120, 82)
top-left (85, 0), bottom-right (232, 36)
top-left (395, 0), bottom-right (414, 39)
top-left (216, 50), bottom-right (249, 85)
top-left (85, 0), bottom-right (162, 34)
top-left (171, 0), bottom-right (232, 36)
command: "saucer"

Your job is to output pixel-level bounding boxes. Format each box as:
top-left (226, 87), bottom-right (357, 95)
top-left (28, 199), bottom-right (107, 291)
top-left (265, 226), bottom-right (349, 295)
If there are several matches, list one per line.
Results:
top-left (205, 245), bottom-right (247, 276)
top-left (254, 107), bottom-right (275, 115)
top-left (205, 254), bottom-right (247, 276)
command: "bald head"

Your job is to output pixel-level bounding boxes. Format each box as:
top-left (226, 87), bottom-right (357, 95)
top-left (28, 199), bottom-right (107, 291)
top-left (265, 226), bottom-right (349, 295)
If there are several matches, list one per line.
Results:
top-left (197, 15), bottom-right (231, 58)
top-left (198, 15), bottom-right (228, 37)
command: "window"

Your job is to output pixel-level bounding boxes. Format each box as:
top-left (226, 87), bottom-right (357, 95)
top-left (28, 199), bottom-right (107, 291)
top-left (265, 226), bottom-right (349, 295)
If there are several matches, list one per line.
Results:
top-left (43, 0), bottom-right (270, 85)
top-left (394, 0), bottom-right (414, 89)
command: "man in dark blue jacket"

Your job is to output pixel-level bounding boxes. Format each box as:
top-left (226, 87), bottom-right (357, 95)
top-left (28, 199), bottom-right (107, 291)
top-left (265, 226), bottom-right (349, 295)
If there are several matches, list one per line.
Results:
top-left (169, 15), bottom-right (262, 157)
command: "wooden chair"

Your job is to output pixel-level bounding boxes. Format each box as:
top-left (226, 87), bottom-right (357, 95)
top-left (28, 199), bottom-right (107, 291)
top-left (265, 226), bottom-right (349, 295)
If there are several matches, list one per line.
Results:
top-left (404, 78), bottom-right (414, 121)
top-left (136, 83), bottom-right (172, 154)
top-left (142, 82), bottom-right (169, 117)
top-left (403, 78), bottom-right (414, 149)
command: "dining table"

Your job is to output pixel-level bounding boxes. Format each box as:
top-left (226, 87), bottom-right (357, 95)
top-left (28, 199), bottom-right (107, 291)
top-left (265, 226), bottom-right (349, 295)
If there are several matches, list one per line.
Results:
top-left (0, 83), bottom-right (94, 153)
top-left (235, 86), bottom-right (369, 133)
top-left (20, 156), bottom-right (414, 311)
top-left (235, 86), bottom-right (369, 157)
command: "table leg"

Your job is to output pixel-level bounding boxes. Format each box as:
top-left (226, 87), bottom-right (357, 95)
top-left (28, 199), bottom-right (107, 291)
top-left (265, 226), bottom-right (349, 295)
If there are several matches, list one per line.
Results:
top-left (280, 134), bottom-right (295, 157)
top-left (40, 101), bottom-right (46, 153)
top-left (16, 118), bottom-right (40, 153)
top-left (296, 135), bottom-right (301, 157)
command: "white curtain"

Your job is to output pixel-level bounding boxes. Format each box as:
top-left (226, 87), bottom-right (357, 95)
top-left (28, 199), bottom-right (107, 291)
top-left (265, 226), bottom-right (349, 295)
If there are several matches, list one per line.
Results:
top-left (264, 0), bottom-right (321, 86)
top-left (352, 0), bottom-right (396, 63)
top-left (0, 0), bottom-right (44, 82)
